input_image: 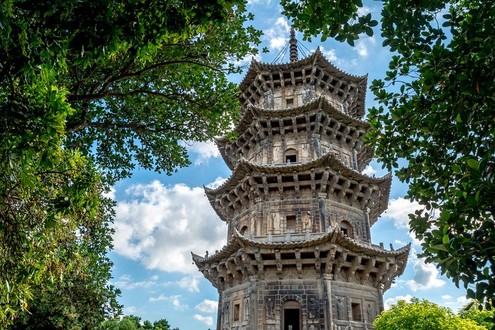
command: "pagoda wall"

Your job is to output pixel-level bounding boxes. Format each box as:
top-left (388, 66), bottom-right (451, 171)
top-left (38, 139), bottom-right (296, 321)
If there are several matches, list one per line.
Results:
top-left (244, 128), bottom-right (358, 171)
top-left (229, 196), bottom-right (369, 243)
top-left (218, 277), bottom-right (381, 330)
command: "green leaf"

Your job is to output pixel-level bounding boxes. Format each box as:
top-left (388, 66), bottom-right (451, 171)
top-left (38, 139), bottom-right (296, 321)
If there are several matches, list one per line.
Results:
top-left (466, 159), bottom-right (479, 170)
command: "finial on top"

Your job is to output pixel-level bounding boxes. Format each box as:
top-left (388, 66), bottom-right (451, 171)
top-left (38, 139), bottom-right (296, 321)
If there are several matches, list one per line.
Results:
top-left (290, 27), bottom-right (297, 62)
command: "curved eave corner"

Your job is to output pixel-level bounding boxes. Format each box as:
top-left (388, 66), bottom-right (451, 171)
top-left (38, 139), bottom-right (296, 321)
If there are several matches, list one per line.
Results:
top-left (192, 237), bottom-right (241, 267)
top-left (239, 59), bottom-right (262, 92)
top-left (215, 137), bottom-right (235, 171)
top-left (369, 173), bottom-right (392, 226)
top-left (313, 49), bottom-right (368, 119)
top-left (204, 185), bottom-right (228, 222)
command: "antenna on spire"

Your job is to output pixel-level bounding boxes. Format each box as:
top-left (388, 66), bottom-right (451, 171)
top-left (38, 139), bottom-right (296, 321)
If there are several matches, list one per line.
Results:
top-left (289, 27), bottom-right (298, 62)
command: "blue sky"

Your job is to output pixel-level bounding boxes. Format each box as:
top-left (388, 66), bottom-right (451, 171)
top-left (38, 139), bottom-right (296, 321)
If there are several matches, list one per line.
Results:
top-left (107, 1), bottom-right (468, 329)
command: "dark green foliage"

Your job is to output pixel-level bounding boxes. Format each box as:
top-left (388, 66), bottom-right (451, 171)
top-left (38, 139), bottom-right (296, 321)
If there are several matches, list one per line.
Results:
top-left (99, 316), bottom-right (172, 330)
top-left (374, 298), bottom-right (485, 330)
top-left (0, 0), bottom-right (261, 327)
top-left (365, 0), bottom-right (495, 308)
top-left (281, 0), bottom-right (495, 309)
top-left (281, 0), bottom-right (378, 45)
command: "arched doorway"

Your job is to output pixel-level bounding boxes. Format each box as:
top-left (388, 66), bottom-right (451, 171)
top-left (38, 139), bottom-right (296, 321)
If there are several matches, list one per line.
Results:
top-left (282, 300), bottom-right (301, 330)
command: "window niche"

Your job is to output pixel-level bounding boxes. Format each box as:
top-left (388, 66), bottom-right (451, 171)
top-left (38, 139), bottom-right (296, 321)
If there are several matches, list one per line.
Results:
top-left (285, 148), bottom-right (298, 163)
top-left (233, 301), bottom-right (241, 322)
top-left (351, 302), bottom-right (362, 322)
top-left (286, 215), bottom-right (297, 233)
top-left (286, 97), bottom-right (294, 107)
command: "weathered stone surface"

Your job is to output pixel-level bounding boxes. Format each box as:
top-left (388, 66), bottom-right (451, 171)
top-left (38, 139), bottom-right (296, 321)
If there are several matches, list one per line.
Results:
top-left (193, 44), bottom-right (409, 330)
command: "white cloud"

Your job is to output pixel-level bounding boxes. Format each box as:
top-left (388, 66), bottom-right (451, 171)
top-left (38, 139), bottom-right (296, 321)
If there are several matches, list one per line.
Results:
top-left (247, 0), bottom-right (272, 5)
top-left (123, 305), bottom-right (137, 315)
top-left (193, 314), bottom-right (213, 327)
top-left (383, 294), bottom-right (413, 310)
top-left (264, 17), bottom-right (291, 51)
top-left (354, 36), bottom-right (376, 58)
top-left (113, 180), bottom-right (227, 274)
top-left (104, 187), bottom-right (116, 200)
top-left (406, 253), bottom-right (445, 291)
top-left (177, 275), bottom-right (201, 293)
top-left (195, 299), bottom-right (218, 313)
top-left (206, 176), bottom-right (228, 189)
top-left (320, 47), bottom-right (338, 63)
top-left (362, 165), bottom-right (377, 176)
top-left (149, 295), bottom-right (188, 311)
top-left (357, 6), bottom-right (373, 16)
top-left (182, 141), bottom-right (220, 165)
top-left (232, 52), bottom-right (262, 69)
top-left (384, 198), bottom-right (422, 229)
top-left (114, 274), bottom-right (157, 290)
top-left (440, 295), bottom-right (469, 312)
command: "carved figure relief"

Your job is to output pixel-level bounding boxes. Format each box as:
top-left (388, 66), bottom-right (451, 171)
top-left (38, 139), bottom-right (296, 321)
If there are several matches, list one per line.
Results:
top-left (264, 89), bottom-right (274, 108)
top-left (223, 302), bottom-right (230, 326)
top-left (244, 297), bottom-right (250, 321)
top-left (366, 303), bottom-right (373, 323)
top-left (266, 297), bottom-right (275, 320)
top-left (308, 297), bottom-right (319, 319)
top-left (336, 298), bottom-right (346, 320)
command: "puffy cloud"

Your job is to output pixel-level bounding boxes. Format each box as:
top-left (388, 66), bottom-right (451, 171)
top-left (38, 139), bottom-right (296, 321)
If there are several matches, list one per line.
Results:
top-left (264, 17), bottom-right (291, 51)
top-left (320, 47), bottom-right (338, 63)
top-left (383, 294), bottom-right (414, 310)
top-left (206, 176), bottom-right (228, 189)
top-left (177, 275), bottom-right (201, 293)
top-left (149, 295), bottom-right (188, 311)
top-left (442, 296), bottom-right (468, 312)
top-left (195, 299), bottom-right (218, 313)
top-left (362, 165), bottom-right (377, 176)
top-left (384, 198), bottom-right (422, 229)
top-left (406, 253), bottom-right (445, 291)
top-left (354, 36), bottom-right (376, 58)
top-left (112, 180), bottom-right (227, 274)
top-left (193, 314), bottom-right (214, 327)
top-left (123, 306), bottom-right (138, 315)
top-left (247, 0), bottom-right (272, 5)
top-left (183, 141), bottom-right (220, 165)
top-left (357, 5), bottom-right (373, 16)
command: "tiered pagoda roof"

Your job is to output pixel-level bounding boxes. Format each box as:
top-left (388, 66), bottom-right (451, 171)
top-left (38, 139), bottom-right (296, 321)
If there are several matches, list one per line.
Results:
top-left (205, 153), bottom-right (391, 225)
top-left (216, 96), bottom-right (374, 172)
top-left (239, 48), bottom-right (368, 119)
top-left (192, 225), bottom-right (410, 291)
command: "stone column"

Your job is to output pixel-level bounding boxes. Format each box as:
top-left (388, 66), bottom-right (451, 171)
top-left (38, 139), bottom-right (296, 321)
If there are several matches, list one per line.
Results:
top-left (323, 274), bottom-right (333, 329)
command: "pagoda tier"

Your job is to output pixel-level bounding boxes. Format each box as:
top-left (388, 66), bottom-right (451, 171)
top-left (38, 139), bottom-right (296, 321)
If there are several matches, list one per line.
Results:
top-left (216, 96), bottom-right (374, 172)
top-left (239, 48), bottom-right (367, 119)
top-left (193, 45), bottom-right (408, 330)
top-left (192, 226), bottom-right (409, 292)
top-left (205, 154), bottom-right (391, 229)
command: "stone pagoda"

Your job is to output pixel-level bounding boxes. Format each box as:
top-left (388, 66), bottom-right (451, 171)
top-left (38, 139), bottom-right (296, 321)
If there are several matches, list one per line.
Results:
top-left (192, 34), bottom-right (410, 330)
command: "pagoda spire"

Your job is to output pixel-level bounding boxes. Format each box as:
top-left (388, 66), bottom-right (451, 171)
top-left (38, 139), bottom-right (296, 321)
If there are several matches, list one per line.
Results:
top-left (289, 27), bottom-right (297, 62)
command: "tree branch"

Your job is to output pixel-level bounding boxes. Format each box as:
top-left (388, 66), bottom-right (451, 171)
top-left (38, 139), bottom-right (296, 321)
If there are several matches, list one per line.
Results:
top-left (67, 58), bottom-right (220, 103)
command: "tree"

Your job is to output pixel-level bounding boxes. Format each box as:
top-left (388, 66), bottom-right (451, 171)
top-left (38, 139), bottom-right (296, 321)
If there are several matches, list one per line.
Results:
top-left (99, 317), bottom-right (173, 330)
top-left (459, 302), bottom-right (495, 329)
top-left (374, 298), bottom-right (485, 330)
top-left (283, 0), bottom-right (495, 307)
top-left (1, 0), bottom-right (261, 326)
top-left (1, 0), bottom-right (261, 182)
top-left (0, 147), bottom-right (121, 327)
